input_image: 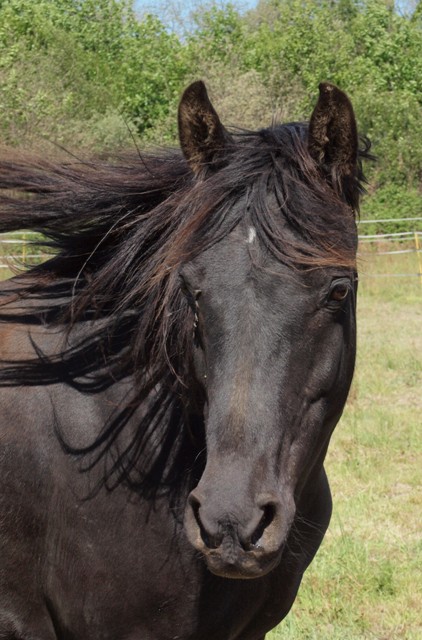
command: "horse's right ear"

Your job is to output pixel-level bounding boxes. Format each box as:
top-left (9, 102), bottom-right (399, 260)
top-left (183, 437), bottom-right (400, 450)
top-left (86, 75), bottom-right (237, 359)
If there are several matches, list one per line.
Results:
top-left (178, 81), bottom-right (232, 177)
top-left (308, 82), bottom-right (359, 209)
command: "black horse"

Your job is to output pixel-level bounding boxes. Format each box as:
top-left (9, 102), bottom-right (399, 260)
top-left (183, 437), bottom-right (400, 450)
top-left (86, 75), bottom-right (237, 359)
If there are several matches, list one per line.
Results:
top-left (0, 82), bottom-right (369, 639)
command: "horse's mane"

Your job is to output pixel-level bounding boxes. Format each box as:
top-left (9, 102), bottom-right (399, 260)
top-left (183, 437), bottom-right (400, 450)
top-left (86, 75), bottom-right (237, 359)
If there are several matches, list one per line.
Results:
top-left (0, 124), bottom-right (371, 496)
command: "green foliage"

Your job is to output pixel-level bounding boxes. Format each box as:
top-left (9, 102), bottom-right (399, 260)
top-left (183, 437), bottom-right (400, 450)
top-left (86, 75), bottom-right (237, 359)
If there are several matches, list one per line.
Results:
top-left (0, 0), bottom-right (421, 221)
top-left (243, 0), bottom-right (422, 190)
top-left (0, 0), bottom-right (187, 142)
top-left (188, 3), bottom-right (244, 63)
top-left (361, 184), bottom-right (422, 233)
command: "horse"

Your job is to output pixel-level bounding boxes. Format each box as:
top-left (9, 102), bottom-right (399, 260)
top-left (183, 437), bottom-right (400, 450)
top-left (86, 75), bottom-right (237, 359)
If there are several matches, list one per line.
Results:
top-left (0, 81), bottom-right (370, 639)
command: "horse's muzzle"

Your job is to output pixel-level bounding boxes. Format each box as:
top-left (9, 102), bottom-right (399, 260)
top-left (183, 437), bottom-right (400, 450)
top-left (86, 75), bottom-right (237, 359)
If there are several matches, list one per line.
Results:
top-left (184, 489), bottom-right (294, 579)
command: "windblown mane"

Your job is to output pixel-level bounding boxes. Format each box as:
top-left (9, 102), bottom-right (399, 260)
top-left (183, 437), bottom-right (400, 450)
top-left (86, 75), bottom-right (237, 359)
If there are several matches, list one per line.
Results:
top-left (0, 123), bottom-right (371, 495)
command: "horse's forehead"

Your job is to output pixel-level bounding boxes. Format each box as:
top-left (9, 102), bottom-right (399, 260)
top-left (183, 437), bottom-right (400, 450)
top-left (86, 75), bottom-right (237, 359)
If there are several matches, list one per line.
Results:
top-left (187, 226), bottom-right (289, 297)
top-left (191, 223), bottom-right (257, 275)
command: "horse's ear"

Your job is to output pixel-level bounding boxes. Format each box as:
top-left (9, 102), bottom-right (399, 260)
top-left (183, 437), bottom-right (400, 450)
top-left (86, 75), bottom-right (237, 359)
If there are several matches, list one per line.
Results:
top-left (178, 81), bottom-right (232, 177)
top-left (308, 82), bottom-right (359, 206)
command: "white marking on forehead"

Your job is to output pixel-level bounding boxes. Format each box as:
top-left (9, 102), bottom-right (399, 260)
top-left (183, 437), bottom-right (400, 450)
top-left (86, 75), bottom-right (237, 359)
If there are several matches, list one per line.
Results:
top-left (247, 226), bottom-right (257, 244)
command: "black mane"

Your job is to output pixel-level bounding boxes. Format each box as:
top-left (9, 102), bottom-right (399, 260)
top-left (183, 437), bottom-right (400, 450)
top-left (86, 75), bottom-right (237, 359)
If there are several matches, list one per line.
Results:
top-left (0, 123), bottom-right (370, 495)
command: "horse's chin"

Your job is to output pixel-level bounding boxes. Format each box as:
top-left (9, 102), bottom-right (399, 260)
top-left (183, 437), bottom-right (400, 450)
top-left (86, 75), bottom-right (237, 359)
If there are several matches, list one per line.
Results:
top-left (203, 546), bottom-right (283, 580)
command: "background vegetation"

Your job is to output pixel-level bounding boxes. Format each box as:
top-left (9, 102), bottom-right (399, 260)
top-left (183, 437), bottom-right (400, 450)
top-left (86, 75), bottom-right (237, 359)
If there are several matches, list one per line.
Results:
top-left (0, 0), bottom-right (421, 229)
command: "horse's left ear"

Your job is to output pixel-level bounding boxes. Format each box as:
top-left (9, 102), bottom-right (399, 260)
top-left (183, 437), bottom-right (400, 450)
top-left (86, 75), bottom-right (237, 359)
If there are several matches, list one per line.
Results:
top-left (308, 83), bottom-right (359, 206)
top-left (178, 81), bottom-right (232, 177)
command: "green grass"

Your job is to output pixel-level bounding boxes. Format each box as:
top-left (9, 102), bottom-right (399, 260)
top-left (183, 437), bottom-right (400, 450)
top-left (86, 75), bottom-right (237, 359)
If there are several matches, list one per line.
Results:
top-left (269, 250), bottom-right (422, 639)
top-left (1, 243), bottom-right (421, 638)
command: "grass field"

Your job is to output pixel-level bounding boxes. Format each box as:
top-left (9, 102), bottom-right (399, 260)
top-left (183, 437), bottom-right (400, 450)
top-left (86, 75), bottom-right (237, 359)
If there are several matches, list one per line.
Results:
top-left (1, 243), bottom-right (421, 639)
top-left (269, 249), bottom-right (422, 639)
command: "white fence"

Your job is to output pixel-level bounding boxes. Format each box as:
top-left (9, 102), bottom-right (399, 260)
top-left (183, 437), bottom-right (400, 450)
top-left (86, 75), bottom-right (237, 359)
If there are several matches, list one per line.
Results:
top-left (0, 232), bottom-right (45, 269)
top-left (1, 217), bottom-right (422, 280)
top-left (356, 217), bottom-right (422, 280)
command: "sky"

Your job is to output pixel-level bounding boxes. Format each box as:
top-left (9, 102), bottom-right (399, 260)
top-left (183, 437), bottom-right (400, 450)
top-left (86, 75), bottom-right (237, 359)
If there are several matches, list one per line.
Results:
top-left (133, 0), bottom-right (259, 31)
top-left (134, 0), bottom-right (416, 25)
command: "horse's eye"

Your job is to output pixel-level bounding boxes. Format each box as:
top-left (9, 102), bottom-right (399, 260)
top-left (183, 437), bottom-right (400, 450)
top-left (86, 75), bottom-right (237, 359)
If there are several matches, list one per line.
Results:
top-left (330, 285), bottom-right (349, 301)
top-left (328, 280), bottom-right (351, 304)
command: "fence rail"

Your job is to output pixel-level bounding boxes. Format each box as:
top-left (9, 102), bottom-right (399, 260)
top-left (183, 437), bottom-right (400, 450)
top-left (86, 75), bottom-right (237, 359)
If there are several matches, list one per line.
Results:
top-left (355, 217), bottom-right (422, 280)
top-left (358, 216), bottom-right (422, 224)
top-left (1, 218), bottom-right (422, 281)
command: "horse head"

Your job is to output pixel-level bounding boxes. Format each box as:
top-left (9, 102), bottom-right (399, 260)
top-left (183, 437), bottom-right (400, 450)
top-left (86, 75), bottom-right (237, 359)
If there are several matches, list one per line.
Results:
top-left (178, 81), bottom-right (360, 579)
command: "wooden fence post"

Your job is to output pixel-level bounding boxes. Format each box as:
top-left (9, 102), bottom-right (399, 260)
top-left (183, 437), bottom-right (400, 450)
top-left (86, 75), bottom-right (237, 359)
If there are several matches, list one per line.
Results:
top-left (415, 231), bottom-right (422, 285)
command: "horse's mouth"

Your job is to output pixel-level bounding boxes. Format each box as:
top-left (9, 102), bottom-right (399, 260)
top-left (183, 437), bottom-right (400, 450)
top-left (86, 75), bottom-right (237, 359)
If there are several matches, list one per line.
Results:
top-left (202, 543), bottom-right (284, 579)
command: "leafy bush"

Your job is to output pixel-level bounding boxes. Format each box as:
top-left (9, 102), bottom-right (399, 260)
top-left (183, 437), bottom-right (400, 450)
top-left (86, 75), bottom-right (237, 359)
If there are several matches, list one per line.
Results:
top-left (360, 184), bottom-right (422, 234)
top-left (0, 0), bottom-right (421, 220)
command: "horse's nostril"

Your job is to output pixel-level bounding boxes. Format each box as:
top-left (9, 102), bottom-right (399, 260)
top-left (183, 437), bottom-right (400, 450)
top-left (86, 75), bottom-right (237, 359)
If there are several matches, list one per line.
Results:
top-left (188, 493), bottom-right (221, 549)
top-left (188, 494), bottom-right (201, 524)
top-left (187, 491), bottom-right (282, 553)
top-left (250, 503), bottom-right (276, 547)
